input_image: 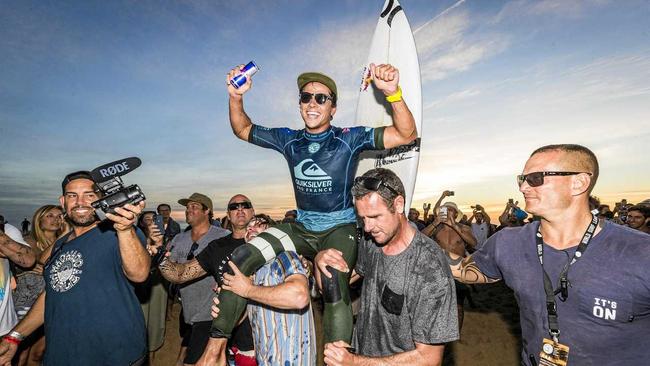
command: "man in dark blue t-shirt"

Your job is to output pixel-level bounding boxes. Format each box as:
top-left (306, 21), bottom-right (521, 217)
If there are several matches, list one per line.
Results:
top-left (447, 144), bottom-right (650, 365)
top-left (199, 64), bottom-right (417, 364)
top-left (0, 171), bottom-right (151, 366)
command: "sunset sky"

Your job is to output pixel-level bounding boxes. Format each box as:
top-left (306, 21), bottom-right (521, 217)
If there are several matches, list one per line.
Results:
top-left (1, 0), bottom-right (648, 225)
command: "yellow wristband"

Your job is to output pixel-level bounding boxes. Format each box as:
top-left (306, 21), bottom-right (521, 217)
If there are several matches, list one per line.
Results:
top-left (385, 86), bottom-right (402, 103)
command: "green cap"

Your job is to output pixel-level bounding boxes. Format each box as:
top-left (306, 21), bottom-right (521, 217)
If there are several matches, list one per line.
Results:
top-left (297, 72), bottom-right (337, 101)
top-left (178, 192), bottom-right (213, 211)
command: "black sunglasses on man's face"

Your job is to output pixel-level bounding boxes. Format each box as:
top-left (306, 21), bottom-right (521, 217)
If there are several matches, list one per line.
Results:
top-left (354, 176), bottom-right (400, 196)
top-left (517, 171), bottom-right (591, 187)
top-left (299, 92), bottom-right (333, 105)
top-left (228, 201), bottom-right (253, 211)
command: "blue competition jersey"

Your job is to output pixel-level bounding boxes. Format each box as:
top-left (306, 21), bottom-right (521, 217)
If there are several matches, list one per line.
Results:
top-left (250, 124), bottom-right (383, 231)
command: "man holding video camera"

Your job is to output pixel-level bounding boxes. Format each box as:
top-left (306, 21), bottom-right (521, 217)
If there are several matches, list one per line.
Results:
top-left (0, 171), bottom-right (151, 366)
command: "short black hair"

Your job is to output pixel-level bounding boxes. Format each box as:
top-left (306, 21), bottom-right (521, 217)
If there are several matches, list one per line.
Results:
top-left (351, 168), bottom-right (405, 211)
top-left (61, 171), bottom-right (96, 194)
top-left (157, 204), bottom-right (171, 212)
top-left (629, 205), bottom-right (650, 219)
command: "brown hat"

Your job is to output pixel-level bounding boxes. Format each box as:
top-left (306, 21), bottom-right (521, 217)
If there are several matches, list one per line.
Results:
top-left (441, 202), bottom-right (463, 222)
top-left (297, 72), bottom-right (337, 100)
top-left (178, 193), bottom-right (213, 211)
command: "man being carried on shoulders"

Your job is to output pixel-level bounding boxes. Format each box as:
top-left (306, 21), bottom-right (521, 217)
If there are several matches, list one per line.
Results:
top-left (200, 63), bottom-right (417, 364)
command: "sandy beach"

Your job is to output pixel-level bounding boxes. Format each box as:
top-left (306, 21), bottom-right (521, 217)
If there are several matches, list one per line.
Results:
top-left (151, 281), bottom-right (522, 365)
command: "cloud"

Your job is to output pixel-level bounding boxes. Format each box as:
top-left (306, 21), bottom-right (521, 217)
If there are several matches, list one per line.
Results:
top-left (424, 87), bottom-right (481, 110)
top-left (414, 7), bottom-right (470, 53)
top-left (494, 0), bottom-right (612, 23)
top-left (413, 9), bottom-right (510, 83)
top-left (499, 53), bottom-right (650, 123)
top-left (421, 37), bottom-right (510, 82)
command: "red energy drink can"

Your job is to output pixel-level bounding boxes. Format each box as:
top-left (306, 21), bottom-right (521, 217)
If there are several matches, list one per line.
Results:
top-left (230, 61), bottom-right (259, 89)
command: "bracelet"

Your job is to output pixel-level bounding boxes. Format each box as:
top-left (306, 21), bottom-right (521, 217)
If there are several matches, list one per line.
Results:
top-left (385, 86), bottom-right (402, 103)
top-left (3, 336), bottom-right (21, 345)
top-left (8, 331), bottom-right (24, 341)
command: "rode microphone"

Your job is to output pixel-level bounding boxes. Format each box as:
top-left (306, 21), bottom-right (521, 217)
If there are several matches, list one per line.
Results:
top-left (89, 157), bottom-right (146, 221)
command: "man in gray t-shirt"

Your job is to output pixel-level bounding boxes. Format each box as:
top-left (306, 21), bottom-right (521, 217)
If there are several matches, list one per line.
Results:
top-left (317, 168), bottom-right (458, 366)
top-left (158, 193), bottom-right (230, 364)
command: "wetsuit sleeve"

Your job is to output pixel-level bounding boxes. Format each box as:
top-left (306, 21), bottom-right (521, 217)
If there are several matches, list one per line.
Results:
top-left (354, 238), bottom-right (370, 277)
top-left (373, 126), bottom-right (386, 150)
top-left (248, 124), bottom-right (298, 153)
top-left (195, 239), bottom-right (219, 275)
top-left (471, 231), bottom-right (504, 280)
top-left (341, 126), bottom-right (386, 153)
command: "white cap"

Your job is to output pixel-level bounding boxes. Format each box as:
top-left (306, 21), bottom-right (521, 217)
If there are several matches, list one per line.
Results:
top-left (3, 224), bottom-right (28, 245)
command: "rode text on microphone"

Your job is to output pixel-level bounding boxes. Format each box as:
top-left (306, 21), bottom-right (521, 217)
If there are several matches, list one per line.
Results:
top-left (89, 157), bottom-right (146, 221)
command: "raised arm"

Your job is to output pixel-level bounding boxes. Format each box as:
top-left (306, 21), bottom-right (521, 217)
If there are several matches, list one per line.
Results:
top-left (226, 65), bottom-right (254, 141)
top-left (423, 203), bottom-right (431, 223)
top-left (370, 63), bottom-right (417, 149)
top-left (433, 190), bottom-right (453, 214)
top-left (480, 207), bottom-right (492, 225)
top-left (421, 215), bottom-right (442, 238)
top-left (0, 232), bottom-right (36, 269)
top-left (499, 201), bottom-right (515, 226)
top-left (106, 202), bottom-right (151, 283)
top-left (467, 211), bottom-right (476, 224)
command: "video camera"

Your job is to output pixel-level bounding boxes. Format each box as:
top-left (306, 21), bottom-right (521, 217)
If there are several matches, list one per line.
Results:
top-left (89, 157), bottom-right (146, 221)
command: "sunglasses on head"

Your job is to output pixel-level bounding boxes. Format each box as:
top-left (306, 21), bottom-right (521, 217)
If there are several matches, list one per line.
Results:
top-left (517, 171), bottom-right (591, 187)
top-left (250, 217), bottom-right (269, 226)
top-left (228, 201), bottom-right (253, 211)
top-left (186, 242), bottom-right (199, 260)
top-left (299, 92), bottom-right (333, 105)
top-left (354, 176), bottom-right (399, 196)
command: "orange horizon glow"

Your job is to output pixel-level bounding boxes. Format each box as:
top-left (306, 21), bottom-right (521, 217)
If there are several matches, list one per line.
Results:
top-left (168, 191), bottom-right (648, 227)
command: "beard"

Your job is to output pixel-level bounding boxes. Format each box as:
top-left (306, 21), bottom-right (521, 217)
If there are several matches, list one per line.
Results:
top-left (67, 206), bottom-right (97, 227)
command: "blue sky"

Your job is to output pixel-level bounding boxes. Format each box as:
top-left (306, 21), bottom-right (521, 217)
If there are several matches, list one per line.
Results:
top-left (1, 0), bottom-right (649, 224)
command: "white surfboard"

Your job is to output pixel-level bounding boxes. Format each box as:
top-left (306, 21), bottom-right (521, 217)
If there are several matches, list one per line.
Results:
top-left (355, 0), bottom-right (422, 211)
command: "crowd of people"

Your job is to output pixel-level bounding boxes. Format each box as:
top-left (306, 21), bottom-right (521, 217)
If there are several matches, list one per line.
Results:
top-left (0, 64), bottom-right (648, 366)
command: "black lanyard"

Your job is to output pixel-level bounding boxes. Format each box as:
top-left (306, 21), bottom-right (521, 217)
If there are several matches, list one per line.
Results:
top-left (537, 214), bottom-right (598, 342)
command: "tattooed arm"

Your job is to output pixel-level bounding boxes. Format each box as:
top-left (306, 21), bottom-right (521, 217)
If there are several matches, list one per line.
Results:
top-left (0, 232), bottom-right (36, 268)
top-left (159, 258), bottom-right (208, 284)
top-left (445, 251), bottom-right (499, 284)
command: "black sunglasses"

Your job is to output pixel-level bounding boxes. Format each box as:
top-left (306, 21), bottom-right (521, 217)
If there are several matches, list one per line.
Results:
top-left (186, 242), bottom-right (199, 260)
top-left (228, 201), bottom-right (253, 211)
top-left (354, 176), bottom-right (399, 196)
top-left (517, 171), bottom-right (591, 187)
top-left (299, 92), bottom-right (333, 105)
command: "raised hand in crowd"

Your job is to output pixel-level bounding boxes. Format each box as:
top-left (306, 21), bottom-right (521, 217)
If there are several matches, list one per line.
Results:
top-left (145, 220), bottom-right (165, 256)
top-left (433, 190), bottom-right (454, 214)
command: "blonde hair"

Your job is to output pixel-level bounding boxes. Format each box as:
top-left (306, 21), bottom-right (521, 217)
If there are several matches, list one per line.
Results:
top-left (28, 205), bottom-right (66, 252)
